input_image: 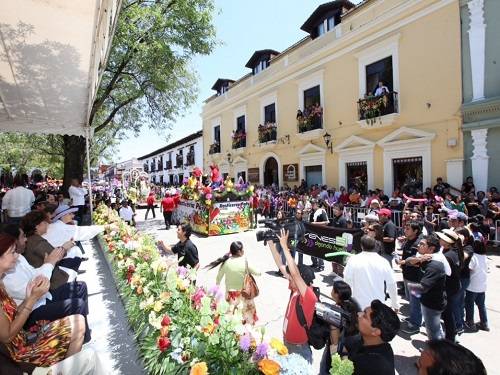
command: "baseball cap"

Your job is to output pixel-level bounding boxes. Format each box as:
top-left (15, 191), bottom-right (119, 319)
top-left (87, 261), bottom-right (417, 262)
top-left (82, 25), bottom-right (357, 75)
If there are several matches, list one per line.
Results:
top-left (378, 208), bottom-right (392, 217)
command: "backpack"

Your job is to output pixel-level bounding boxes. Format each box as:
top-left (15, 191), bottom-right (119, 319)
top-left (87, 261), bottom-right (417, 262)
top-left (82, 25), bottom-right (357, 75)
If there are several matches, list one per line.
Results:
top-left (295, 286), bottom-right (331, 350)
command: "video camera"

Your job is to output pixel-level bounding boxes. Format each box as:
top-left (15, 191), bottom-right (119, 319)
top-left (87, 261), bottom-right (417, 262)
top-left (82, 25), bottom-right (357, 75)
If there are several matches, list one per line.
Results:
top-left (315, 301), bottom-right (352, 329)
top-left (255, 216), bottom-right (297, 245)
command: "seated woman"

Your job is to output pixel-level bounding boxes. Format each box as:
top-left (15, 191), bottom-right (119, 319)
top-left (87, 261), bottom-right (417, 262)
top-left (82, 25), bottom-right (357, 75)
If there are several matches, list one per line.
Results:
top-left (206, 241), bottom-right (260, 325)
top-left (1, 225), bottom-right (91, 342)
top-left (0, 234), bottom-right (85, 367)
top-left (43, 204), bottom-right (103, 257)
top-left (20, 211), bottom-right (81, 291)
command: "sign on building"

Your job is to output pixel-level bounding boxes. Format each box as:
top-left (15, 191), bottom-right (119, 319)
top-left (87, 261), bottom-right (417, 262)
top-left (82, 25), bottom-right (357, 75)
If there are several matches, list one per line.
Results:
top-left (283, 164), bottom-right (298, 181)
top-left (248, 167), bottom-right (259, 183)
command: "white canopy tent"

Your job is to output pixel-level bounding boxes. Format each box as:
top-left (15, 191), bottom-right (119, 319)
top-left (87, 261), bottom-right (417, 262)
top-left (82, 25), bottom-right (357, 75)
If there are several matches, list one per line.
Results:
top-left (0, 0), bottom-right (122, 217)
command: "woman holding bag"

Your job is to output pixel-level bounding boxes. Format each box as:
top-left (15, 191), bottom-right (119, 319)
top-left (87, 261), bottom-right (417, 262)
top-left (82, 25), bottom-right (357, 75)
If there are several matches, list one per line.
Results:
top-left (206, 241), bottom-right (260, 325)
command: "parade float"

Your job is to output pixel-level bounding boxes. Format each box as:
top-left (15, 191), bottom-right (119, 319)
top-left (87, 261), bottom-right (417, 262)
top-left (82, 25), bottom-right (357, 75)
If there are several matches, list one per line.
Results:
top-left (91, 204), bottom-right (358, 375)
top-left (174, 165), bottom-right (253, 236)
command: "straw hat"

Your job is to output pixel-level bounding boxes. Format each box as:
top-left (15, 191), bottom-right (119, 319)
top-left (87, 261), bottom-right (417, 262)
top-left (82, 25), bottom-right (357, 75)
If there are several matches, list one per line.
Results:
top-left (435, 229), bottom-right (459, 244)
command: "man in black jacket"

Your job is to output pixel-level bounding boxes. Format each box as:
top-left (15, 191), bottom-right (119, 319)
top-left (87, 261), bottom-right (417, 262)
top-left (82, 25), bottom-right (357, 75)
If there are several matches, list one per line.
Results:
top-left (157, 223), bottom-right (199, 268)
top-left (406, 234), bottom-right (446, 340)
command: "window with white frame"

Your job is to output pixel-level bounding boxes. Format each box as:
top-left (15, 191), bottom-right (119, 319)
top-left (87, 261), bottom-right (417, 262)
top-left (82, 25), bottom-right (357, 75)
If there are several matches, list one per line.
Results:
top-left (365, 56), bottom-right (393, 96)
top-left (236, 115), bottom-right (245, 133)
top-left (264, 103), bottom-right (276, 124)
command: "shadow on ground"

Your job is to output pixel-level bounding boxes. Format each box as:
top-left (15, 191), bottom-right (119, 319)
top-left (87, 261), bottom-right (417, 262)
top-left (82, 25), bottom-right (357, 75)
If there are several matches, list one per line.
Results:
top-left (90, 239), bottom-right (145, 375)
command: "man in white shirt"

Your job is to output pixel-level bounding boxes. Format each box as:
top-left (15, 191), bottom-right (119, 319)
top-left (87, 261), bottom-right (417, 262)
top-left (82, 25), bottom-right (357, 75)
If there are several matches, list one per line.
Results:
top-left (1, 175), bottom-right (35, 223)
top-left (68, 178), bottom-right (87, 225)
top-left (374, 81), bottom-right (389, 96)
top-left (1, 224), bottom-right (91, 342)
top-left (119, 200), bottom-right (134, 225)
top-left (344, 235), bottom-right (399, 311)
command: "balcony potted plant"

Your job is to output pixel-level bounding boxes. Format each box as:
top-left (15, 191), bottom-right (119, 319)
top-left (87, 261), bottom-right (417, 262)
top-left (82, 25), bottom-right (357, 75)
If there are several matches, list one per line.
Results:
top-left (258, 122), bottom-right (277, 143)
top-left (231, 130), bottom-right (246, 149)
top-left (358, 93), bottom-right (392, 125)
top-left (296, 104), bottom-right (323, 133)
top-left (209, 142), bottom-right (220, 154)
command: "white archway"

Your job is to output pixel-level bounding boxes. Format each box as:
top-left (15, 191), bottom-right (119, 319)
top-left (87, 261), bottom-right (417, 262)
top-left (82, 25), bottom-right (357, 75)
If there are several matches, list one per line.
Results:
top-left (259, 152), bottom-right (282, 187)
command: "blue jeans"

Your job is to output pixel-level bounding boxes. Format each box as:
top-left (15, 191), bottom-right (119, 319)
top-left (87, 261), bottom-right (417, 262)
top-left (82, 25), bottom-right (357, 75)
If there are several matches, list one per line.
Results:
top-left (404, 279), bottom-right (422, 327)
top-left (456, 278), bottom-right (470, 329)
top-left (465, 291), bottom-right (488, 324)
top-left (284, 340), bottom-right (312, 364)
top-left (421, 304), bottom-right (444, 340)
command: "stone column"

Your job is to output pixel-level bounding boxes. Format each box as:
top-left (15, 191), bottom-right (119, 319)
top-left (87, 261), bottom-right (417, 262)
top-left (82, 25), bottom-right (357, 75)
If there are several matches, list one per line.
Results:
top-left (446, 159), bottom-right (464, 190)
top-left (468, 0), bottom-right (486, 101)
top-left (470, 128), bottom-right (489, 192)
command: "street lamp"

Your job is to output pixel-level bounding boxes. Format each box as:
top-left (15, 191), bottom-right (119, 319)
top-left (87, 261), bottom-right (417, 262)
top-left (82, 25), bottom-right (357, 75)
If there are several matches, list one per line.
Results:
top-left (323, 131), bottom-right (333, 153)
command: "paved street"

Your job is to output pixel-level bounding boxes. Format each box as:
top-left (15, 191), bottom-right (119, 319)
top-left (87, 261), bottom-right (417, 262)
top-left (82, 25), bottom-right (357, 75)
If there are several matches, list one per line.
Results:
top-left (132, 208), bottom-right (499, 375)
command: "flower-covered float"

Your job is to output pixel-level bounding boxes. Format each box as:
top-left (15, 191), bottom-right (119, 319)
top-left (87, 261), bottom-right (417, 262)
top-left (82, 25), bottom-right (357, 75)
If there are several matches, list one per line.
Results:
top-left (91, 204), bottom-right (356, 375)
top-left (173, 165), bottom-right (254, 236)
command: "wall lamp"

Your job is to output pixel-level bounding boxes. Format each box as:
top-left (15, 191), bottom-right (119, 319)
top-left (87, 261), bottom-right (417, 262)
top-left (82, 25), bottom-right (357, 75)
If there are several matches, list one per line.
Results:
top-left (227, 152), bottom-right (233, 164)
top-left (323, 131), bottom-right (333, 154)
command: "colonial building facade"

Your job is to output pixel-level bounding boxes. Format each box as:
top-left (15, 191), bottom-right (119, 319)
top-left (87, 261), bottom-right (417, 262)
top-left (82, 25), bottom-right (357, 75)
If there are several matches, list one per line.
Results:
top-left (460, 0), bottom-right (500, 191)
top-left (138, 130), bottom-right (203, 185)
top-left (202, 0), bottom-right (463, 195)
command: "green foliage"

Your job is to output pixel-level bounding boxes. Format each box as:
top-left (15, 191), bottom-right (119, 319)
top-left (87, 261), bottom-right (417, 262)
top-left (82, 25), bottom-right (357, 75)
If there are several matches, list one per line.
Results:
top-left (330, 353), bottom-right (354, 375)
top-left (90, 0), bottom-right (217, 137)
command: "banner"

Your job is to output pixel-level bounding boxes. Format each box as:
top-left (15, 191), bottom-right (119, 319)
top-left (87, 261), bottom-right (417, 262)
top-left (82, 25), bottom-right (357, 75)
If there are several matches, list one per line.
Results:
top-left (208, 201), bottom-right (251, 235)
top-left (174, 201), bottom-right (209, 235)
top-left (296, 223), bottom-right (363, 262)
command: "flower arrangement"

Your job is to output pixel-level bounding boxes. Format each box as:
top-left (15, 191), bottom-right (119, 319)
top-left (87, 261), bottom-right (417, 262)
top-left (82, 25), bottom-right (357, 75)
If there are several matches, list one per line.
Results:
top-left (358, 94), bottom-right (389, 125)
top-left (258, 123), bottom-right (277, 143)
top-left (232, 130), bottom-right (247, 149)
top-left (297, 105), bottom-right (323, 133)
top-left (93, 204), bottom-right (307, 375)
top-left (179, 172), bottom-right (254, 207)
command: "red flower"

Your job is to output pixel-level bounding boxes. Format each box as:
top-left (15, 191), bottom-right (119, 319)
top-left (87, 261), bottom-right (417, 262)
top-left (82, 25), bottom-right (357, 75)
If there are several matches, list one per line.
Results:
top-left (161, 315), bottom-right (171, 327)
top-left (157, 336), bottom-right (171, 352)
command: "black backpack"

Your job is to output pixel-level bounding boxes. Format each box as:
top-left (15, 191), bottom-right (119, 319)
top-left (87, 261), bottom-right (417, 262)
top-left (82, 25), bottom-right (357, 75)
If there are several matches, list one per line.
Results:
top-left (295, 286), bottom-right (331, 350)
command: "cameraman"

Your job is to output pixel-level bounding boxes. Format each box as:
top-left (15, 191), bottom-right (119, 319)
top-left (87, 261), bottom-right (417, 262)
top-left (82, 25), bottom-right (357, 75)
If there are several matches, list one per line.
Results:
top-left (319, 280), bottom-right (361, 374)
top-left (268, 229), bottom-right (317, 363)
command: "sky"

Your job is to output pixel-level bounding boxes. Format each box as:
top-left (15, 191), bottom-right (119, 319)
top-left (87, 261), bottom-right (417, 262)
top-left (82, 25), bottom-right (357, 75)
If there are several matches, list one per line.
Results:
top-left (116, 0), bottom-right (362, 162)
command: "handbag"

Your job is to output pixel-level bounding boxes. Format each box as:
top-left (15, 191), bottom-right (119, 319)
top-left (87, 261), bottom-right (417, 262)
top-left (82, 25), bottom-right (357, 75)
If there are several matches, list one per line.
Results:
top-left (241, 258), bottom-right (259, 299)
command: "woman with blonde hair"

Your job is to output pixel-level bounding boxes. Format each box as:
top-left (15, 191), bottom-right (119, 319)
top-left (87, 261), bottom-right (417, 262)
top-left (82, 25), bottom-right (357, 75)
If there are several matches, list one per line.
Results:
top-left (206, 241), bottom-right (260, 325)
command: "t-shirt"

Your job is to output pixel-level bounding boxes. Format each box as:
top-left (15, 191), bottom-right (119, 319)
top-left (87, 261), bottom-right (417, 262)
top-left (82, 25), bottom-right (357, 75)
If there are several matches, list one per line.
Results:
top-left (467, 254), bottom-right (488, 293)
top-left (443, 250), bottom-right (461, 296)
top-left (147, 195), bottom-right (155, 205)
top-left (419, 260), bottom-right (447, 311)
top-left (171, 239), bottom-right (199, 268)
top-left (349, 342), bottom-right (395, 375)
top-left (311, 208), bottom-right (328, 223)
top-left (161, 197), bottom-right (176, 212)
top-left (329, 214), bottom-right (347, 228)
top-left (119, 206), bottom-right (134, 222)
top-left (382, 221), bottom-right (397, 255)
top-left (401, 237), bottom-right (421, 282)
top-left (283, 287), bottom-right (318, 344)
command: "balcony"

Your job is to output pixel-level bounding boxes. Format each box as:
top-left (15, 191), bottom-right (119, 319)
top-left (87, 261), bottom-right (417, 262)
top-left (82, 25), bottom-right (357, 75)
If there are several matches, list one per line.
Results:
top-left (175, 154), bottom-right (183, 168)
top-left (150, 165), bottom-right (156, 172)
top-left (297, 106), bottom-right (323, 140)
top-left (165, 160), bottom-right (172, 170)
top-left (258, 123), bottom-right (277, 144)
top-left (185, 152), bottom-right (195, 166)
top-left (209, 142), bottom-right (220, 155)
top-left (232, 131), bottom-right (246, 149)
top-left (143, 164), bottom-right (149, 172)
top-left (357, 92), bottom-right (399, 128)
top-left (157, 162), bottom-right (162, 171)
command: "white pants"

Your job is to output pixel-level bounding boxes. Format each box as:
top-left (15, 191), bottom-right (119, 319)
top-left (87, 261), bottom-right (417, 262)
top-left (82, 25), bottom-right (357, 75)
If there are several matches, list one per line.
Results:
top-left (32, 349), bottom-right (106, 375)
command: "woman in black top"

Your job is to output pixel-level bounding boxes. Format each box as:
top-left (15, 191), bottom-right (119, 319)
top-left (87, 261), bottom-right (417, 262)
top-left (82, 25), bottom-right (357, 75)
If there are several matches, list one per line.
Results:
top-left (436, 229), bottom-right (464, 342)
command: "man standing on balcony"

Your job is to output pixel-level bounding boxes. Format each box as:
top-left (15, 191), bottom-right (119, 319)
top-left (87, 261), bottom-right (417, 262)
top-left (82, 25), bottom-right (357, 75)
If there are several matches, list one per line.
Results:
top-left (374, 81), bottom-right (389, 96)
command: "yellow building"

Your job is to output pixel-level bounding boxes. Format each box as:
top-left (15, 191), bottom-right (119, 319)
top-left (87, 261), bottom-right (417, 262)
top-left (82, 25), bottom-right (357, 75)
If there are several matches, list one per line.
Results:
top-left (202, 0), bottom-right (463, 195)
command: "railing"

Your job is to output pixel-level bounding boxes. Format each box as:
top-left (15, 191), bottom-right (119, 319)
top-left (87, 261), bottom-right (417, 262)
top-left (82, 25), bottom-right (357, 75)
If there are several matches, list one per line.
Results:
top-left (357, 92), bottom-right (399, 123)
top-left (185, 152), bottom-right (195, 166)
top-left (232, 133), bottom-right (246, 149)
top-left (297, 107), bottom-right (323, 133)
top-left (258, 124), bottom-right (277, 143)
top-left (209, 143), bottom-right (220, 154)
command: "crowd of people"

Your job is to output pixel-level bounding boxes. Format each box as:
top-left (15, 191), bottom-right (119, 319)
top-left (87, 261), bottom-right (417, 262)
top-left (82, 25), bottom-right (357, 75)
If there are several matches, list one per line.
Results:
top-left (0, 175), bottom-right (105, 374)
top-left (1, 171), bottom-right (495, 374)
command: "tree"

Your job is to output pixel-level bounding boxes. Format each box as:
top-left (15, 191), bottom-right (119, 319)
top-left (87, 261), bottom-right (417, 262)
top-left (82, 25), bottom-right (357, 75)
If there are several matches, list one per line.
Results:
top-left (63, 0), bottom-right (217, 186)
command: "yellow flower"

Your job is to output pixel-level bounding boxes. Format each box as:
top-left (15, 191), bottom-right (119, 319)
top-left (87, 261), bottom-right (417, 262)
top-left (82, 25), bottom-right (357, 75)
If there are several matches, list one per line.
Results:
top-left (153, 300), bottom-right (163, 313)
top-left (201, 322), bottom-right (215, 335)
top-left (160, 291), bottom-right (171, 301)
top-left (258, 359), bottom-right (280, 375)
top-left (190, 362), bottom-right (208, 375)
top-left (270, 337), bottom-right (288, 355)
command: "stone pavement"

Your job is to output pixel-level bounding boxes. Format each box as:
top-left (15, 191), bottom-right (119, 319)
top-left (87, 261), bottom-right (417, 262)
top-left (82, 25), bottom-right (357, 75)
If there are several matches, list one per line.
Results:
top-left (79, 207), bottom-right (499, 374)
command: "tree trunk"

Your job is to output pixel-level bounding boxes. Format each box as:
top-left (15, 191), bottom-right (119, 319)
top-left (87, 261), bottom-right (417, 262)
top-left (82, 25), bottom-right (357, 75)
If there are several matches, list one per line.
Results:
top-left (62, 135), bottom-right (86, 192)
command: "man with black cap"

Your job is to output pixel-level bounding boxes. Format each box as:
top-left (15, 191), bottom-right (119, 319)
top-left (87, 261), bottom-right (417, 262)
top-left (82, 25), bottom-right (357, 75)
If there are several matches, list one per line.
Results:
top-left (268, 229), bottom-right (317, 364)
